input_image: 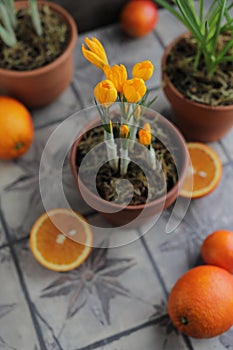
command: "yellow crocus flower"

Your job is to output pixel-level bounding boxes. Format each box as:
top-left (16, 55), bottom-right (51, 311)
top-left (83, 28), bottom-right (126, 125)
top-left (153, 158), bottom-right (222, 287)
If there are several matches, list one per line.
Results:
top-left (123, 78), bottom-right (146, 103)
top-left (144, 123), bottom-right (151, 132)
top-left (120, 124), bottom-right (130, 138)
top-left (82, 37), bottom-right (109, 71)
top-left (104, 64), bottom-right (127, 93)
top-left (132, 61), bottom-right (154, 81)
top-left (94, 80), bottom-right (117, 105)
top-left (138, 123), bottom-right (152, 146)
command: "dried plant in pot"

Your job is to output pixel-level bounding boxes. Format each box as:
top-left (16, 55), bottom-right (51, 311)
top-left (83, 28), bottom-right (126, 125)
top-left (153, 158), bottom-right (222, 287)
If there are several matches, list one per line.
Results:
top-left (69, 37), bottom-right (189, 227)
top-left (0, 0), bottom-right (77, 108)
top-left (155, 0), bottom-right (233, 142)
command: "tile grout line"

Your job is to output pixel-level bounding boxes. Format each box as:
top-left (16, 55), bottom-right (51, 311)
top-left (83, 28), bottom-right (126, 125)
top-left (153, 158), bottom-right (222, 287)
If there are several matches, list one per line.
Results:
top-left (139, 234), bottom-right (169, 298)
top-left (0, 242), bottom-right (11, 250)
top-left (34, 113), bottom-right (73, 131)
top-left (76, 315), bottom-right (168, 350)
top-left (219, 139), bottom-right (233, 164)
top-left (152, 29), bottom-right (166, 50)
top-left (138, 233), bottom-right (194, 350)
top-left (0, 209), bottom-right (47, 350)
top-left (31, 82), bottom-right (83, 132)
top-left (71, 80), bottom-right (88, 110)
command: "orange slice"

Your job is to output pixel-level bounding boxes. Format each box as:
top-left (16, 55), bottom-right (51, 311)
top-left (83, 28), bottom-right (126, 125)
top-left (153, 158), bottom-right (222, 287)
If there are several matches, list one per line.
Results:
top-left (30, 209), bottom-right (93, 271)
top-left (180, 143), bottom-right (222, 199)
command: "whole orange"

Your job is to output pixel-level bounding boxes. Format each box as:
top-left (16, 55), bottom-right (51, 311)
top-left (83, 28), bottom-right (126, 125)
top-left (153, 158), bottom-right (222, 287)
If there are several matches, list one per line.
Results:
top-left (0, 96), bottom-right (34, 160)
top-left (120, 0), bottom-right (158, 38)
top-left (201, 230), bottom-right (233, 273)
top-left (168, 265), bottom-right (233, 338)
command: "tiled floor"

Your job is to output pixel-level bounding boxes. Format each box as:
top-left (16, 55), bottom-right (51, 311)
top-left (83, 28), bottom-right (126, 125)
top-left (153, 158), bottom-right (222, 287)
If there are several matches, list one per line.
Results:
top-left (0, 3), bottom-right (233, 350)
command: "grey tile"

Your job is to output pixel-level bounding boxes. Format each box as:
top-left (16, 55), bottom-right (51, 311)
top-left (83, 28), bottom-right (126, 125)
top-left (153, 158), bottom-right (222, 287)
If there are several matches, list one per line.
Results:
top-left (31, 86), bottom-right (80, 129)
top-left (190, 335), bottom-right (231, 350)
top-left (0, 247), bottom-right (39, 349)
top-left (143, 164), bottom-right (233, 291)
top-left (0, 220), bottom-right (6, 247)
top-left (0, 159), bottom-right (25, 193)
top-left (155, 9), bottom-right (186, 47)
top-left (1, 122), bottom-right (93, 240)
top-left (188, 165), bottom-right (233, 236)
top-left (142, 209), bottom-right (202, 292)
top-left (207, 141), bottom-right (229, 165)
top-left (15, 230), bottom-right (166, 349)
top-left (150, 87), bottom-right (175, 123)
top-left (221, 127), bottom-right (233, 161)
top-left (96, 324), bottom-right (188, 350)
top-left (73, 63), bottom-right (104, 108)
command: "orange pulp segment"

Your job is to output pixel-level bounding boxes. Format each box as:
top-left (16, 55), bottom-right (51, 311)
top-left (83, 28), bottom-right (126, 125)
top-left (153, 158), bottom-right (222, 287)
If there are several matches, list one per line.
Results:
top-left (180, 142), bottom-right (222, 199)
top-left (30, 208), bottom-right (93, 271)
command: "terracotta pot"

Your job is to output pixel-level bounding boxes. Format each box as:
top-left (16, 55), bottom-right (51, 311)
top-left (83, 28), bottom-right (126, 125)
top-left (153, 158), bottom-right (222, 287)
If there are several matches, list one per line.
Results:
top-left (161, 33), bottom-right (233, 142)
top-left (0, 1), bottom-right (77, 108)
top-left (69, 110), bottom-right (189, 227)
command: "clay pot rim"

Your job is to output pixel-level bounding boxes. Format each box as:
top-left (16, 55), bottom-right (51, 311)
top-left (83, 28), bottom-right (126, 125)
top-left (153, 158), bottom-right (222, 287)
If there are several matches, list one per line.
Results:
top-left (0, 0), bottom-right (77, 77)
top-left (69, 110), bottom-right (189, 211)
top-left (161, 32), bottom-right (233, 111)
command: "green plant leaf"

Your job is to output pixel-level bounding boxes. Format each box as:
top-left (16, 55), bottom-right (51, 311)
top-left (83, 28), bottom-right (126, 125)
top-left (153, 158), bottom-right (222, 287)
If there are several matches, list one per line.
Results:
top-left (175, 0), bottom-right (202, 40)
top-left (215, 36), bottom-right (233, 64)
top-left (153, 0), bottom-right (185, 24)
top-left (29, 0), bottom-right (42, 36)
top-left (0, 2), bottom-right (14, 33)
top-left (210, 0), bottom-right (227, 55)
top-left (0, 24), bottom-right (16, 46)
top-left (199, 0), bottom-right (204, 26)
top-left (0, 1), bottom-right (16, 47)
top-left (3, 0), bottom-right (16, 28)
top-left (154, 0), bottom-right (233, 74)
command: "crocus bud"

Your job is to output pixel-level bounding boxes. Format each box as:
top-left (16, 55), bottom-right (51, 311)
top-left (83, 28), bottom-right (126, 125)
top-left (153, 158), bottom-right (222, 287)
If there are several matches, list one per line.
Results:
top-left (132, 60), bottom-right (154, 81)
top-left (94, 80), bottom-right (117, 105)
top-left (104, 64), bottom-right (128, 93)
top-left (123, 78), bottom-right (146, 103)
top-left (138, 123), bottom-right (152, 146)
top-left (82, 37), bottom-right (109, 71)
top-left (121, 124), bottom-right (130, 138)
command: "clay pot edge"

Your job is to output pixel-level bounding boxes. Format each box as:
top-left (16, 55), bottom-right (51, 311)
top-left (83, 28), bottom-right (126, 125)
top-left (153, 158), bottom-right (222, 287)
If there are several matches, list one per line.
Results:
top-left (69, 112), bottom-right (189, 212)
top-left (161, 32), bottom-right (233, 112)
top-left (0, 0), bottom-right (78, 77)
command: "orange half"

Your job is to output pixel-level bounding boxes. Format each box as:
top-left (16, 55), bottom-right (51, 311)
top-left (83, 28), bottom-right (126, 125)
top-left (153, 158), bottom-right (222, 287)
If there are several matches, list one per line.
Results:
top-left (30, 208), bottom-right (93, 271)
top-left (180, 143), bottom-right (222, 199)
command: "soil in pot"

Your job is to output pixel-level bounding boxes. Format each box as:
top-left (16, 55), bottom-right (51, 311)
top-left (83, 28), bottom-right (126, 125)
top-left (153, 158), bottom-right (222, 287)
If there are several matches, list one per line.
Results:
top-left (75, 121), bottom-right (179, 207)
top-left (0, 4), bottom-right (70, 71)
top-left (165, 33), bottom-right (233, 106)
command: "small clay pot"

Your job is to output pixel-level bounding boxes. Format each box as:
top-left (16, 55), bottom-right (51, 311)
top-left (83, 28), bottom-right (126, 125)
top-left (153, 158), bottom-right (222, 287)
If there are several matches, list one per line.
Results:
top-left (0, 1), bottom-right (77, 108)
top-left (161, 33), bottom-right (233, 142)
top-left (69, 111), bottom-right (189, 228)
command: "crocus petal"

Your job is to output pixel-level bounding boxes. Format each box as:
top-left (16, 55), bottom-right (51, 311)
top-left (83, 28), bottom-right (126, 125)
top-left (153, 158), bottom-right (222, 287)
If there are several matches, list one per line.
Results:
top-left (84, 37), bottom-right (108, 64)
top-left (132, 61), bottom-right (154, 81)
top-left (94, 79), bottom-right (117, 105)
top-left (82, 37), bottom-right (108, 70)
top-left (123, 78), bottom-right (146, 103)
top-left (104, 64), bottom-right (127, 93)
top-left (138, 128), bottom-right (151, 146)
top-left (82, 45), bottom-right (107, 70)
top-left (121, 124), bottom-right (130, 138)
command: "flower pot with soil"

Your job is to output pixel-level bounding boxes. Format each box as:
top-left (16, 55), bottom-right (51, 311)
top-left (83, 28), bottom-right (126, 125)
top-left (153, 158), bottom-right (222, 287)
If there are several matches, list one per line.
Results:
top-left (0, 0), bottom-right (77, 108)
top-left (155, 0), bottom-right (233, 142)
top-left (69, 37), bottom-right (189, 227)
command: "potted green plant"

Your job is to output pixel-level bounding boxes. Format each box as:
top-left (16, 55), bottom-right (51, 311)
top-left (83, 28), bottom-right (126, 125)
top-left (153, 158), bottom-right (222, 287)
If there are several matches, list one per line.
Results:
top-left (154, 0), bottom-right (233, 142)
top-left (0, 0), bottom-right (77, 108)
top-left (69, 37), bottom-right (189, 227)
